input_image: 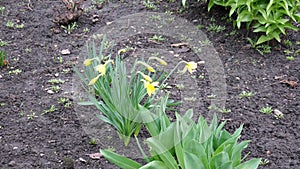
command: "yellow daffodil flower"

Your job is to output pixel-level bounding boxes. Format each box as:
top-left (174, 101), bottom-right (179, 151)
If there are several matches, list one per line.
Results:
top-left (95, 64), bottom-right (106, 76)
top-left (137, 71), bottom-right (152, 82)
top-left (89, 74), bottom-right (101, 85)
top-left (137, 61), bottom-right (156, 73)
top-left (141, 79), bottom-right (159, 96)
top-left (84, 58), bottom-right (94, 66)
top-left (185, 61), bottom-right (197, 74)
top-left (149, 56), bottom-right (167, 66)
top-left (94, 60), bottom-right (114, 76)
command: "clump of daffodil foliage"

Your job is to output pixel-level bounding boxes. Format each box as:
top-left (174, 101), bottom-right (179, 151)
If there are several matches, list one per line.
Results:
top-left (75, 37), bottom-right (198, 145)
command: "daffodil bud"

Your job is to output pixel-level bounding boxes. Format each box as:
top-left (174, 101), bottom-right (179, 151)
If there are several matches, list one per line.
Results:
top-left (149, 56), bottom-right (167, 66)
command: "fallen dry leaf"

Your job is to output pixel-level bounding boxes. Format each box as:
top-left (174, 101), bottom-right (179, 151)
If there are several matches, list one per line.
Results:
top-left (87, 153), bottom-right (102, 160)
top-left (170, 42), bottom-right (188, 47)
top-left (280, 79), bottom-right (298, 87)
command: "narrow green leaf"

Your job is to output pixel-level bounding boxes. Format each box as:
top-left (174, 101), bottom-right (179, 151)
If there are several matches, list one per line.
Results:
top-left (100, 149), bottom-right (142, 169)
top-left (140, 161), bottom-right (169, 169)
top-left (236, 158), bottom-right (261, 169)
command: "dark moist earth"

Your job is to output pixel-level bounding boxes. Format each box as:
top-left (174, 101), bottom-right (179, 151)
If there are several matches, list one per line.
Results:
top-left (0, 0), bottom-right (299, 169)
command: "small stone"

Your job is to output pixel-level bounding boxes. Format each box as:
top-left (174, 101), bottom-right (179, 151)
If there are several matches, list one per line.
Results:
top-left (8, 160), bottom-right (16, 166)
top-left (47, 90), bottom-right (54, 94)
top-left (61, 49), bottom-right (71, 55)
top-left (79, 157), bottom-right (87, 163)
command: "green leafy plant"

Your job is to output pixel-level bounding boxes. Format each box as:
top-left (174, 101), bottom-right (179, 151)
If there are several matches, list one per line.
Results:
top-left (239, 91), bottom-right (255, 99)
top-left (149, 35), bottom-right (165, 42)
top-left (0, 39), bottom-right (8, 47)
top-left (5, 20), bottom-right (14, 28)
top-left (42, 105), bottom-right (57, 115)
top-left (206, 0), bottom-right (300, 45)
top-left (61, 22), bottom-right (78, 34)
top-left (260, 106), bottom-right (273, 114)
top-left (101, 110), bottom-right (261, 169)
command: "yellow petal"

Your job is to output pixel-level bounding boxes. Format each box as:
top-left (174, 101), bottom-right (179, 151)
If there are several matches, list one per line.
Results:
top-left (147, 66), bottom-right (156, 73)
top-left (84, 59), bottom-right (92, 66)
top-left (88, 75), bottom-right (100, 85)
top-left (186, 61), bottom-right (197, 74)
top-left (95, 64), bottom-right (106, 75)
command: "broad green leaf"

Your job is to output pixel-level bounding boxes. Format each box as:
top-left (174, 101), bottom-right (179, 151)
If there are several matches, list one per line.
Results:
top-left (147, 134), bottom-right (179, 169)
top-left (256, 35), bottom-right (273, 45)
top-left (211, 152), bottom-right (230, 169)
top-left (100, 149), bottom-right (142, 169)
top-left (269, 31), bottom-right (281, 42)
top-left (184, 140), bottom-right (209, 168)
top-left (253, 26), bottom-right (266, 33)
top-left (220, 161), bottom-right (233, 169)
top-left (140, 161), bottom-right (169, 169)
top-left (236, 158), bottom-right (261, 169)
top-left (232, 141), bottom-right (250, 166)
top-left (184, 152), bottom-right (205, 169)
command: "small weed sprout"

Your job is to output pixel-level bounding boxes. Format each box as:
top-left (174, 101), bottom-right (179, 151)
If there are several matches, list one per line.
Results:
top-left (6, 20), bottom-right (14, 28)
top-left (260, 159), bottom-right (270, 166)
top-left (27, 112), bottom-right (38, 120)
top-left (89, 138), bottom-right (97, 145)
top-left (260, 106), bottom-right (273, 114)
top-left (57, 56), bottom-right (63, 63)
top-left (8, 69), bottom-right (22, 75)
top-left (83, 27), bottom-right (90, 33)
top-left (15, 24), bottom-right (24, 29)
top-left (61, 22), bottom-right (78, 34)
top-left (48, 78), bottom-right (65, 84)
top-left (143, 0), bottom-right (157, 10)
top-left (25, 48), bottom-right (31, 53)
top-left (219, 108), bottom-right (231, 113)
top-left (51, 85), bottom-right (61, 92)
top-left (0, 39), bottom-right (8, 46)
top-left (207, 23), bottom-right (225, 34)
top-left (286, 56), bottom-right (295, 61)
top-left (149, 35), bottom-right (165, 42)
top-left (239, 91), bottom-right (255, 99)
top-left (42, 105), bottom-right (57, 115)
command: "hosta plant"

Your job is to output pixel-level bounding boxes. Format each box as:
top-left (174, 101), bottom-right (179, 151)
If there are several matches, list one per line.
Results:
top-left (185, 0), bottom-right (300, 45)
top-left (101, 110), bottom-right (261, 169)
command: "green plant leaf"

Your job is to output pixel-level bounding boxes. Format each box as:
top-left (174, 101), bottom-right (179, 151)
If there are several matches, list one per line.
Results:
top-left (208, 0), bottom-right (215, 11)
top-left (256, 35), bottom-right (273, 45)
top-left (235, 158), bottom-right (261, 169)
top-left (184, 151), bottom-right (205, 169)
top-left (100, 149), bottom-right (142, 169)
top-left (140, 160), bottom-right (169, 169)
